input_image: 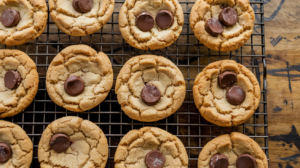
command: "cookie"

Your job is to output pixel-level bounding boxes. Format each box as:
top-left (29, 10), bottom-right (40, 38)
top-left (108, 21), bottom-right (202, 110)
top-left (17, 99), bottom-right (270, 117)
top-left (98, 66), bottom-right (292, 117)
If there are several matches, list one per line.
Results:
top-left (46, 45), bottom-right (113, 112)
top-left (198, 132), bottom-right (268, 168)
top-left (49, 0), bottom-right (114, 36)
top-left (190, 0), bottom-right (254, 51)
top-left (0, 120), bottom-right (33, 167)
top-left (114, 127), bottom-right (188, 168)
top-left (38, 116), bottom-right (108, 168)
top-left (119, 0), bottom-right (184, 50)
top-left (115, 55), bottom-right (186, 122)
top-left (0, 49), bottom-right (39, 118)
top-left (193, 60), bottom-right (260, 126)
top-left (0, 0), bottom-right (48, 46)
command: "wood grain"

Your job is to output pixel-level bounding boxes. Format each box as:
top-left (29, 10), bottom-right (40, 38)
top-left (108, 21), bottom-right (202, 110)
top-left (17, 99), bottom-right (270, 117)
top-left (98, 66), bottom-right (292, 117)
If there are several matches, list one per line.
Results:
top-left (264, 0), bottom-right (300, 167)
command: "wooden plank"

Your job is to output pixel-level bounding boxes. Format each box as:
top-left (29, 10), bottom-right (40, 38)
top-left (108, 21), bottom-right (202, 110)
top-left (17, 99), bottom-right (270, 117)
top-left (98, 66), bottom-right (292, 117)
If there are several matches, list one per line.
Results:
top-left (264, 0), bottom-right (300, 167)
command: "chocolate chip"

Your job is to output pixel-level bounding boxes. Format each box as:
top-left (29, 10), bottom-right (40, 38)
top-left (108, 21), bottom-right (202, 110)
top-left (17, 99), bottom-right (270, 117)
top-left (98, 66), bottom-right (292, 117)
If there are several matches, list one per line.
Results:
top-left (209, 154), bottom-right (229, 168)
top-left (236, 154), bottom-right (256, 168)
top-left (219, 7), bottom-right (238, 26)
top-left (49, 133), bottom-right (71, 153)
top-left (0, 9), bottom-right (20, 27)
top-left (226, 86), bottom-right (246, 105)
top-left (145, 150), bottom-right (165, 168)
top-left (136, 12), bottom-right (154, 32)
top-left (205, 18), bottom-right (223, 37)
top-left (72, 0), bottom-right (93, 13)
top-left (4, 71), bottom-right (22, 90)
top-left (64, 76), bottom-right (85, 96)
top-left (0, 142), bottom-right (12, 163)
top-left (218, 71), bottom-right (237, 88)
top-left (155, 10), bottom-right (174, 29)
top-left (141, 83), bottom-right (161, 106)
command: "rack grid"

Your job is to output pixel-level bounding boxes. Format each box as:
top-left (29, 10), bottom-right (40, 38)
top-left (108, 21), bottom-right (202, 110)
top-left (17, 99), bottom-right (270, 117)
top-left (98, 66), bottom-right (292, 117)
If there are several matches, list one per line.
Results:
top-left (0, 0), bottom-right (267, 167)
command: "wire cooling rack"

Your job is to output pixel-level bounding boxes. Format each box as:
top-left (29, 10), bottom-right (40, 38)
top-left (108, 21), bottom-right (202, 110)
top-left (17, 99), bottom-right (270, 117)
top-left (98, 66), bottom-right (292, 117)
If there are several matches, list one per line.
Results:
top-left (0, 0), bottom-right (267, 167)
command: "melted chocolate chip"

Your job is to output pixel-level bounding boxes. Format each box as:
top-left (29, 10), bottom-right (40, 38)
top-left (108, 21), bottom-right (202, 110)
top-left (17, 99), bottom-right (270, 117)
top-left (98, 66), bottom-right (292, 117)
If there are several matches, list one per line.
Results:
top-left (145, 150), bottom-right (165, 168)
top-left (155, 10), bottom-right (174, 29)
top-left (219, 7), bottom-right (238, 26)
top-left (72, 0), bottom-right (93, 13)
top-left (49, 133), bottom-right (71, 153)
top-left (141, 83), bottom-right (161, 105)
top-left (209, 154), bottom-right (229, 168)
top-left (136, 12), bottom-right (154, 32)
top-left (4, 71), bottom-right (22, 89)
top-left (205, 18), bottom-right (223, 37)
top-left (0, 142), bottom-right (11, 163)
top-left (0, 9), bottom-right (20, 27)
top-left (236, 154), bottom-right (256, 168)
top-left (64, 76), bottom-right (85, 96)
top-left (226, 86), bottom-right (246, 105)
top-left (218, 71), bottom-right (237, 88)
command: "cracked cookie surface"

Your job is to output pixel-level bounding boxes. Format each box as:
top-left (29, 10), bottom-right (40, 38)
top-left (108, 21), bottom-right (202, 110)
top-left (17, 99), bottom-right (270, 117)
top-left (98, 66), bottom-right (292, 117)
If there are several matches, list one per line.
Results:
top-left (119, 0), bottom-right (184, 50)
top-left (115, 55), bottom-right (186, 122)
top-left (114, 127), bottom-right (188, 168)
top-left (193, 60), bottom-right (260, 126)
top-left (49, 0), bottom-right (114, 36)
top-left (198, 132), bottom-right (268, 168)
top-left (190, 0), bottom-right (254, 51)
top-left (0, 120), bottom-right (33, 168)
top-left (46, 45), bottom-right (113, 112)
top-left (38, 116), bottom-right (108, 168)
top-left (0, 0), bottom-right (47, 46)
top-left (0, 49), bottom-right (39, 118)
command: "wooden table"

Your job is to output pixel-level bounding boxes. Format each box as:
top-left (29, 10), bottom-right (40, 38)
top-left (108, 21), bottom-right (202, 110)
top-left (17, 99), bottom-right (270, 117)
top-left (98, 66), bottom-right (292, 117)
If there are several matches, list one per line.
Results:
top-left (264, 0), bottom-right (300, 167)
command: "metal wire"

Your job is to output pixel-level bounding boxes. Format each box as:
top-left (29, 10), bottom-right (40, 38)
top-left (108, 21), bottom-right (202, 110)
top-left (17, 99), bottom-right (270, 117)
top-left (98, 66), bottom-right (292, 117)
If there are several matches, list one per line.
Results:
top-left (0, 0), bottom-right (267, 167)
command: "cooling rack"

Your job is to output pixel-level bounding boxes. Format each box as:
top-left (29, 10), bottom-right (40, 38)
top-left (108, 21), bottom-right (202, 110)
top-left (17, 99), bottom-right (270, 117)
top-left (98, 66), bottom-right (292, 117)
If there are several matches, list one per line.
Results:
top-left (0, 0), bottom-right (267, 167)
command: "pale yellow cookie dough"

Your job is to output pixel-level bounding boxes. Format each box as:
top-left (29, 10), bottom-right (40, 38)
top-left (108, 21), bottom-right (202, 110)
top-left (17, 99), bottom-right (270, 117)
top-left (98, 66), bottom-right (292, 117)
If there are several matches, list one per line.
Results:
top-left (190, 0), bottom-right (255, 51)
top-left (193, 60), bottom-right (260, 126)
top-left (119, 0), bottom-right (184, 50)
top-left (0, 120), bottom-right (33, 168)
top-left (49, 0), bottom-right (114, 36)
top-left (38, 116), bottom-right (108, 168)
top-left (46, 45), bottom-right (113, 112)
top-left (0, 49), bottom-right (39, 118)
top-left (115, 55), bottom-right (186, 122)
top-left (198, 132), bottom-right (268, 168)
top-left (114, 127), bottom-right (188, 168)
top-left (0, 0), bottom-right (48, 46)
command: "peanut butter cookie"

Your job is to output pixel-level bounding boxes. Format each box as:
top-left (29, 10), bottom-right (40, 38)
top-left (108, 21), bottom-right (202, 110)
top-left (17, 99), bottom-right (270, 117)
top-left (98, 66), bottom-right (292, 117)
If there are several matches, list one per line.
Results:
top-left (0, 120), bottom-right (33, 168)
top-left (193, 60), bottom-right (260, 126)
top-left (119, 0), bottom-right (184, 50)
top-left (46, 45), bottom-right (113, 112)
top-left (198, 132), bottom-right (268, 168)
top-left (49, 0), bottom-right (114, 36)
top-left (115, 55), bottom-right (186, 122)
top-left (0, 0), bottom-right (47, 46)
top-left (38, 116), bottom-right (108, 168)
top-left (114, 127), bottom-right (188, 168)
top-left (190, 0), bottom-right (254, 51)
top-left (0, 49), bottom-right (39, 118)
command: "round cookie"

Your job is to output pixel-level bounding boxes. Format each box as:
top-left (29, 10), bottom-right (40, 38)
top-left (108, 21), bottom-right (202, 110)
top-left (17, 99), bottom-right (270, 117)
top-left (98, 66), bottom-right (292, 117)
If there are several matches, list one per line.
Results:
top-left (119, 0), bottom-right (184, 50)
top-left (0, 49), bottom-right (39, 118)
top-left (115, 55), bottom-right (186, 122)
top-left (46, 45), bottom-right (113, 112)
top-left (198, 132), bottom-right (268, 168)
top-left (114, 127), bottom-right (188, 168)
top-left (193, 60), bottom-right (260, 126)
top-left (0, 0), bottom-right (47, 46)
top-left (38, 116), bottom-right (108, 168)
top-left (190, 0), bottom-right (255, 51)
top-left (0, 120), bottom-right (33, 167)
top-left (49, 0), bottom-right (114, 36)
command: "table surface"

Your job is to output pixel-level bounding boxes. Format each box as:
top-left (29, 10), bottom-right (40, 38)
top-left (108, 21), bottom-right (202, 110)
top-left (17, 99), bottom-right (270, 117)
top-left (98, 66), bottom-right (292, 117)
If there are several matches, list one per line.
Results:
top-left (264, 0), bottom-right (300, 167)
